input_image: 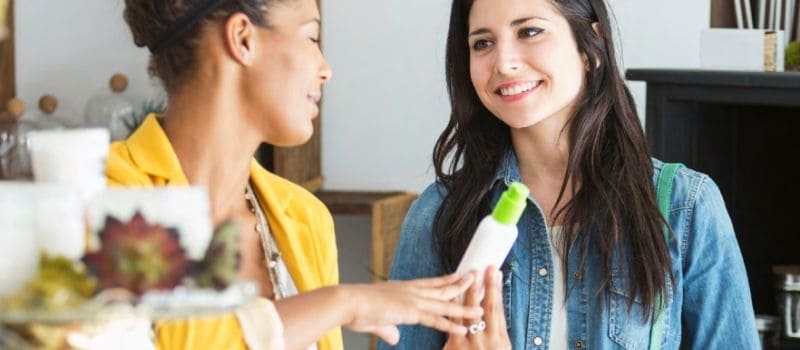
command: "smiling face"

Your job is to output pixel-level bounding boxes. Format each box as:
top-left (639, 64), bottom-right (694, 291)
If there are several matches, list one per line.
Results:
top-left (242, 0), bottom-right (332, 147)
top-left (467, 0), bottom-right (586, 130)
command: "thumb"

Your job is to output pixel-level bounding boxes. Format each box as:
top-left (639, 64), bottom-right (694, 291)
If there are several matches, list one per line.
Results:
top-left (372, 325), bottom-right (400, 345)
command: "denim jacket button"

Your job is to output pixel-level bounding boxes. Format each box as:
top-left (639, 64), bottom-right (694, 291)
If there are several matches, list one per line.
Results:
top-left (533, 336), bottom-right (543, 346)
top-left (538, 268), bottom-right (548, 276)
top-left (575, 340), bottom-right (584, 349)
top-left (574, 271), bottom-right (582, 279)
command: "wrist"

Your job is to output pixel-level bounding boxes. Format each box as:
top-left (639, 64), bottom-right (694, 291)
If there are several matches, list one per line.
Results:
top-left (328, 284), bottom-right (359, 326)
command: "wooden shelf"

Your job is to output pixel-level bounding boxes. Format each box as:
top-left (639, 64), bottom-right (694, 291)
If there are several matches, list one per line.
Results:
top-left (316, 190), bottom-right (417, 350)
top-left (316, 191), bottom-right (417, 282)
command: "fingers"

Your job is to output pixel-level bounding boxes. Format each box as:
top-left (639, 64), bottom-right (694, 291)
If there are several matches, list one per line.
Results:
top-left (482, 266), bottom-right (508, 332)
top-left (413, 273), bottom-right (475, 301)
top-left (415, 310), bottom-right (469, 336)
top-left (372, 325), bottom-right (401, 345)
top-left (463, 271), bottom-right (482, 315)
top-left (413, 296), bottom-right (484, 322)
top-left (409, 272), bottom-right (471, 288)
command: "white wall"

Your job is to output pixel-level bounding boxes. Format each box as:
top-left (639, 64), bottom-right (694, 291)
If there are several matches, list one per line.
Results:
top-left (321, 0), bottom-right (711, 193)
top-left (16, 0), bottom-right (710, 193)
top-left (320, 0), bottom-right (453, 192)
top-left (608, 0), bottom-right (710, 119)
top-left (15, 0), bottom-right (158, 120)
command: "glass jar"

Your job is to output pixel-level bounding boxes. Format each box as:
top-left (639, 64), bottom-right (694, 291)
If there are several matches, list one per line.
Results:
top-left (757, 314), bottom-right (781, 349)
top-left (0, 96), bottom-right (73, 180)
top-left (84, 73), bottom-right (137, 141)
top-left (774, 265), bottom-right (800, 340)
top-left (29, 95), bottom-right (72, 130)
top-left (36, 94), bottom-right (81, 129)
top-left (0, 99), bottom-right (34, 180)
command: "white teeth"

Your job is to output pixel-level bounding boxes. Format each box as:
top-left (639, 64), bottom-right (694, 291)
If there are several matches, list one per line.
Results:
top-left (499, 81), bottom-right (537, 96)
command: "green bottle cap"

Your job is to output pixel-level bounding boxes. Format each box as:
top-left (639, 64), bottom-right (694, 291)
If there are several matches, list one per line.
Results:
top-left (491, 182), bottom-right (529, 225)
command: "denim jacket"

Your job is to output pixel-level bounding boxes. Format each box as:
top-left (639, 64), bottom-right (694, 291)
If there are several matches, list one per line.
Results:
top-left (379, 152), bottom-right (758, 350)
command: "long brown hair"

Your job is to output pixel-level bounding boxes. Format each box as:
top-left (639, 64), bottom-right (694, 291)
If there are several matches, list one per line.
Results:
top-left (433, 0), bottom-right (672, 319)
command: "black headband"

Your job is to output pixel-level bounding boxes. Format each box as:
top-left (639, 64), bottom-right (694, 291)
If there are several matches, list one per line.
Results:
top-left (147, 0), bottom-right (230, 53)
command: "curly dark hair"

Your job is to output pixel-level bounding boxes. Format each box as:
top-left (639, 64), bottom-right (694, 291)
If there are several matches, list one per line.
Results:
top-left (123, 0), bottom-right (288, 91)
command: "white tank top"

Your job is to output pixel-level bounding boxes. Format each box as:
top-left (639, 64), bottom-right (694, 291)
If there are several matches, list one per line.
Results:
top-left (548, 226), bottom-right (568, 350)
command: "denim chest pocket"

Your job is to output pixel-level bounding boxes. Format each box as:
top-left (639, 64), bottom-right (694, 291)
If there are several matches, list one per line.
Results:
top-left (608, 268), bottom-right (671, 350)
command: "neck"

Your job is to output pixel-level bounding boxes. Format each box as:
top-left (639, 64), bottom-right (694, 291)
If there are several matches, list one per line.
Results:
top-left (161, 73), bottom-right (261, 225)
top-left (510, 111), bottom-right (571, 183)
top-left (510, 111), bottom-right (575, 226)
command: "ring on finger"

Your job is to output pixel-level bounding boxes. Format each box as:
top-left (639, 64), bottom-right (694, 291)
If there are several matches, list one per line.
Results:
top-left (468, 320), bottom-right (486, 334)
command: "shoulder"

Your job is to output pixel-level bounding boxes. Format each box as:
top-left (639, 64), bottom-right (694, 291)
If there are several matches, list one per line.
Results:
top-left (651, 158), bottom-right (717, 213)
top-left (408, 181), bottom-right (448, 221)
top-left (390, 181), bottom-right (448, 277)
top-left (652, 159), bottom-right (736, 271)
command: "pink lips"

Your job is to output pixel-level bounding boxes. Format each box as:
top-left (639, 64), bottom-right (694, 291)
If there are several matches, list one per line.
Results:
top-left (307, 93), bottom-right (321, 117)
top-left (494, 80), bottom-right (540, 103)
top-left (307, 92), bottom-right (321, 105)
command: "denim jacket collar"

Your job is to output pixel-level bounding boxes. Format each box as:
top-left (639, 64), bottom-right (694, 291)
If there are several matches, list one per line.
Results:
top-left (494, 149), bottom-right (523, 185)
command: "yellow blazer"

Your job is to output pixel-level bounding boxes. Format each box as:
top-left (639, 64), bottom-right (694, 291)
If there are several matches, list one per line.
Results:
top-left (106, 115), bottom-right (343, 350)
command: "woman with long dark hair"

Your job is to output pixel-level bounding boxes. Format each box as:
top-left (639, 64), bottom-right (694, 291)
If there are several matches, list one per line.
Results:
top-left (382, 0), bottom-right (758, 348)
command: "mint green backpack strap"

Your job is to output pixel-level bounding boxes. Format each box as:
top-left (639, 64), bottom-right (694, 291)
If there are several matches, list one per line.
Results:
top-left (648, 163), bottom-right (683, 350)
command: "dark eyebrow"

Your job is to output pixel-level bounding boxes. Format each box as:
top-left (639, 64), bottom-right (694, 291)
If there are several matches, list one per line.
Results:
top-left (468, 28), bottom-right (491, 37)
top-left (468, 16), bottom-right (548, 37)
top-left (511, 16), bottom-right (547, 26)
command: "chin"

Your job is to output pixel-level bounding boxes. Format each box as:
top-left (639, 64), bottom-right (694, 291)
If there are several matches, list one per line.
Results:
top-left (498, 114), bottom-right (547, 129)
top-left (276, 129), bottom-right (314, 147)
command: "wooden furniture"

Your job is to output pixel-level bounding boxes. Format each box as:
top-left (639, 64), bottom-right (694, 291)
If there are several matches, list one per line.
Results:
top-left (0, 0), bottom-right (13, 113)
top-left (628, 68), bottom-right (800, 348)
top-left (316, 191), bottom-right (417, 282)
top-left (255, 121), bottom-right (323, 193)
top-left (316, 191), bottom-right (417, 350)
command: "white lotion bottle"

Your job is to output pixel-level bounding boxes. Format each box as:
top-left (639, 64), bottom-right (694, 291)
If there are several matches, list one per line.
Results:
top-left (456, 181), bottom-right (529, 299)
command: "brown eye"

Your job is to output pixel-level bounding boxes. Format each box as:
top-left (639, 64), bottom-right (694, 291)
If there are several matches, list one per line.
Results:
top-left (471, 39), bottom-right (493, 51)
top-left (518, 27), bottom-right (543, 38)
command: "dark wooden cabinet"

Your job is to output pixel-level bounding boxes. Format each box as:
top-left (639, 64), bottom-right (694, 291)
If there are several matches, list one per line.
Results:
top-left (627, 69), bottom-right (800, 339)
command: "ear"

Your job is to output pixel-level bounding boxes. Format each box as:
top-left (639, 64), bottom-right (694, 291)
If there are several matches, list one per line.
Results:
top-left (583, 21), bottom-right (603, 71)
top-left (224, 12), bottom-right (256, 66)
top-left (591, 22), bottom-right (602, 37)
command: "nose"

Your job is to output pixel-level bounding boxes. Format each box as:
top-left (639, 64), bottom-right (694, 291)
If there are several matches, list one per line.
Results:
top-left (494, 40), bottom-right (522, 75)
top-left (320, 57), bottom-right (333, 82)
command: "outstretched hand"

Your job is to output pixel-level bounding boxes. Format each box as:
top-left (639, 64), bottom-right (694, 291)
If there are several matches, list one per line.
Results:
top-left (342, 273), bottom-right (484, 345)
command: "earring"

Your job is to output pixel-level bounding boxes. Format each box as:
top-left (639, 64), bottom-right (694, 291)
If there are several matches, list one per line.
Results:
top-left (241, 50), bottom-right (251, 61)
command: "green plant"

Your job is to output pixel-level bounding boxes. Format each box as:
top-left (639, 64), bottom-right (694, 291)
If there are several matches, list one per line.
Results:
top-left (83, 212), bottom-right (190, 295)
top-left (3, 255), bottom-right (98, 312)
top-left (122, 99), bottom-right (166, 138)
top-left (787, 40), bottom-right (800, 71)
top-left (188, 221), bottom-right (241, 290)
